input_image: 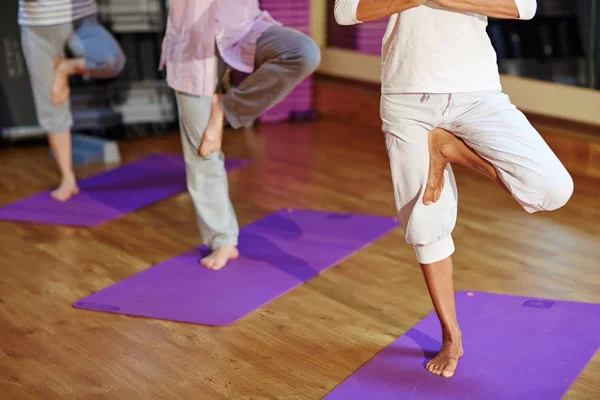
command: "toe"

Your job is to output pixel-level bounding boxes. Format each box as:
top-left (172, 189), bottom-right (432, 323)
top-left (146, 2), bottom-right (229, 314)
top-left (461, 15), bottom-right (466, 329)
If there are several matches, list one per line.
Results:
top-left (200, 256), bottom-right (213, 268)
top-left (213, 261), bottom-right (226, 270)
top-left (434, 186), bottom-right (442, 202)
top-left (212, 256), bottom-right (227, 270)
top-left (442, 359), bottom-right (458, 378)
top-left (423, 183), bottom-right (435, 205)
top-left (427, 362), bottom-right (440, 375)
top-left (51, 190), bottom-right (70, 202)
top-left (425, 362), bottom-right (434, 372)
top-left (435, 177), bottom-right (445, 201)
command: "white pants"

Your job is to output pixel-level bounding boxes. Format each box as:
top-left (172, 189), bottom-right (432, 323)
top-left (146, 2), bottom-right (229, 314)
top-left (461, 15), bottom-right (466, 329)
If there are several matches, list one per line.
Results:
top-left (382, 91), bottom-right (574, 264)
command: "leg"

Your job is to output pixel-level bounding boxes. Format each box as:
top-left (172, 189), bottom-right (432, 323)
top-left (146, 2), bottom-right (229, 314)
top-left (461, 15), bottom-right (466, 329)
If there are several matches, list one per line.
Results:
top-left (20, 24), bottom-right (79, 201)
top-left (223, 25), bottom-right (320, 127)
top-left (197, 93), bottom-right (226, 158)
top-left (51, 16), bottom-right (126, 105)
top-left (68, 16), bottom-right (126, 79)
top-left (449, 92), bottom-right (573, 213)
top-left (175, 91), bottom-right (239, 270)
top-left (199, 26), bottom-right (321, 156)
top-left (382, 94), bottom-right (462, 377)
top-left (421, 257), bottom-right (463, 377)
top-left (47, 131), bottom-right (79, 201)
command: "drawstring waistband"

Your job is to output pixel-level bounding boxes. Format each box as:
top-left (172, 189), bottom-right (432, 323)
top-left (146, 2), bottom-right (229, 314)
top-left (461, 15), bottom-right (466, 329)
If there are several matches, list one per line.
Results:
top-left (442, 93), bottom-right (454, 115)
top-left (420, 93), bottom-right (455, 115)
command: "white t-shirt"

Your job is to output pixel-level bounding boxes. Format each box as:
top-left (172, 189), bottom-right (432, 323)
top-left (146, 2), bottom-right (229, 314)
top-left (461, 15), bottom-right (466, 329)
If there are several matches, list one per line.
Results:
top-left (334, 0), bottom-right (537, 94)
top-left (18, 0), bottom-right (97, 26)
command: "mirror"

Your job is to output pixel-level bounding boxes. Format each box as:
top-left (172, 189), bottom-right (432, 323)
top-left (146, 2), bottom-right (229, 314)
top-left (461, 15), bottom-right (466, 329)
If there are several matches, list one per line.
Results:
top-left (326, 0), bottom-right (599, 90)
top-left (489, 0), bottom-right (598, 89)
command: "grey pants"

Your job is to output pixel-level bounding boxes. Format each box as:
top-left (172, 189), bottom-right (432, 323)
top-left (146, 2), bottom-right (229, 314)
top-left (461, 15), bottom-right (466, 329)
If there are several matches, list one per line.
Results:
top-left (176, 25), bottom-right (320, 249)
top-left (20, 15), bottom-right (126, 133)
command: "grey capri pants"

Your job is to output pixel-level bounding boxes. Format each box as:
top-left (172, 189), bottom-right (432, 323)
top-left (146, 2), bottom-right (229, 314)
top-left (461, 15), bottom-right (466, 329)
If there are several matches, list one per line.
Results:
top-left (20, 15), bottom-right (126, 133)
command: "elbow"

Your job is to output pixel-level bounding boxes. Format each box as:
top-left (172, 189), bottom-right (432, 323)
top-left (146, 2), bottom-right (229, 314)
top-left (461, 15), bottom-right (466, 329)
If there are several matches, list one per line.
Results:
top-left (516, 0), bottom-right (537, 20)
top-left (334, 0), bottom-right (361, 26)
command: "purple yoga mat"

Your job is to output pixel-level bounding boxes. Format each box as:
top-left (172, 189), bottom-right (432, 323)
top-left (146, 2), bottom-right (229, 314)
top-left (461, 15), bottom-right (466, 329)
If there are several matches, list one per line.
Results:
top-left (325, 291), bottom-right (600, 400)
top-left (0, 154), bottom-right (249, 227)
top-left (73, 209), bottom-right (398, 326)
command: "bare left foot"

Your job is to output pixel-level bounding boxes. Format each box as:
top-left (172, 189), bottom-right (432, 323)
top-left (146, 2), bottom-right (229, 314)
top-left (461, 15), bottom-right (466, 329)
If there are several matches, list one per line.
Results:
top-left (52, 58), bottom-right (71, 106)
top-left (50, 176), bottom-right (80, 202)
top-left (425, 333), bottom-right (464, 378)
top-left (200, 245), bottom-right (239, 270)
top-left (424, 127), bottom-right (506, 205)
top-left (199, 94), bottom-right (225, 157)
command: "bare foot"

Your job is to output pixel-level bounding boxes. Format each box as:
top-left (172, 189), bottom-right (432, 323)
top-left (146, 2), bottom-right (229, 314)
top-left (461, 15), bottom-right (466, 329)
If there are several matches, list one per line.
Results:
top-left (199, 94), bottom-right (225, 157)
top-left (52, 58), bottom-right (71, 106)
top-left (50, 177), bottom-right (80, 202)
top-left (424, 127), bottom-right (506, 205)
top-left (425, 334), bottom-right (464, 378)
top-left (200, 245), bottom-right (239, 270)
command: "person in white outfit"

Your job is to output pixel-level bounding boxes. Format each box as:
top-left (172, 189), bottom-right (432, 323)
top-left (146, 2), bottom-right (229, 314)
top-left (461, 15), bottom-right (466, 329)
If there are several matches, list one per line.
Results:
top-left (334, 0), bottom-right (573, 378)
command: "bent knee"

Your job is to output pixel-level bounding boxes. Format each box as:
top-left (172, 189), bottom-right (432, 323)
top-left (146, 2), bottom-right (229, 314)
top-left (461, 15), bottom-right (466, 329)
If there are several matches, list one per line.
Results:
top-left (287, 36), bottom-right (321, 77)
top-left (95, 50), bottom-right (126, 78)
top-left (520, 167), bottom-right (573, 212)
top-left (108, 49), bottom-right (127, 77)
top-left (542, 168), bottom-right (573, 211)
top-left (298, 40), bottom-right (321, 75)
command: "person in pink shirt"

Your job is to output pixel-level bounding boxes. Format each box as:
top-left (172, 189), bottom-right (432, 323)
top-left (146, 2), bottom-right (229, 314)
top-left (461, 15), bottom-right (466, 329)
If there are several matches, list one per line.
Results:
top-left (161, 0), bottom-right (320, 270)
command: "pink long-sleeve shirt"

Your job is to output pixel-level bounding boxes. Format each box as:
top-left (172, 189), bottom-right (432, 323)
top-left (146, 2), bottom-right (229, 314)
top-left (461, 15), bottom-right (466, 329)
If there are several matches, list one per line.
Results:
top-left (160, 0), bottom-right (280, 97)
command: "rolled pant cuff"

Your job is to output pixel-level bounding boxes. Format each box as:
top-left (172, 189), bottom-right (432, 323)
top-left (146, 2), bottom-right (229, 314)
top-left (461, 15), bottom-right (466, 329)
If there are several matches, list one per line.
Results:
top-left (414, 236), bottom-right (455, 264)
top-left (208, 235), bottom-right (239, 250)
top-left (221, 96), bottom-right (243, 130)
top-left (47, 125), bottom-right (73, 134)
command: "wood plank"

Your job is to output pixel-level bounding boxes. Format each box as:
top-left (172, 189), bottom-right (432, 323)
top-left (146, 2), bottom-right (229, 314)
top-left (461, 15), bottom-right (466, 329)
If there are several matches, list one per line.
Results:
top-left (0, 78), bottom-right (598, 399)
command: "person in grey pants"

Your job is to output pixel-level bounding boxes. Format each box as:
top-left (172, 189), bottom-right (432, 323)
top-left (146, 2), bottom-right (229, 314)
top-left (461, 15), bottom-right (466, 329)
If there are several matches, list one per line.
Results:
top-left (161, 1), bottom-right (321, 270)
top-left (19, 0), bottom-right (125, 201)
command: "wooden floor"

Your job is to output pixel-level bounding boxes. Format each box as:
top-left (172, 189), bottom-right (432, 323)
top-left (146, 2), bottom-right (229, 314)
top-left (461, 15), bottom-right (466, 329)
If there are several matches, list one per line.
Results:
top-left (1, 79), bottom-right (599, 399)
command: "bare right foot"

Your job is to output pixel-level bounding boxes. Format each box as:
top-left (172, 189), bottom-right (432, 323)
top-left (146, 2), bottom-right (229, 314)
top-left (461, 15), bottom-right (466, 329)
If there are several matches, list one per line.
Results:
top-left (200, 245), bottom-right (239, 270)
top-left (425, 332), bottom-right (464, 378)
top-left (50, 177), bottom-right (80, 202)
top-left (424, 127), bottom-right (505, 205)
top-left (199, 94), bottom-right (225, 157)
top-left (52, 58), bottom-right (71, 106)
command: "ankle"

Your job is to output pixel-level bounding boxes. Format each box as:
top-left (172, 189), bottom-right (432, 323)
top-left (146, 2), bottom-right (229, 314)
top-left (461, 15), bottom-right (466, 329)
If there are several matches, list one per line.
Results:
top-left (441, 326), bottom-right (462, 342)
top-left (56, 59), bottom-right (71, 76)
top-left (61, 174), bottom-right (77, 184)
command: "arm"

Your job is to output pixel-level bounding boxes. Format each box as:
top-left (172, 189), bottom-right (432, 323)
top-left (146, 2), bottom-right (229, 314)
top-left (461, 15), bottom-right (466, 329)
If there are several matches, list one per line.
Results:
top-left (334, 0), bottom-right (426, 26)
top-left (432, 0), bottom-right (537, 20)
